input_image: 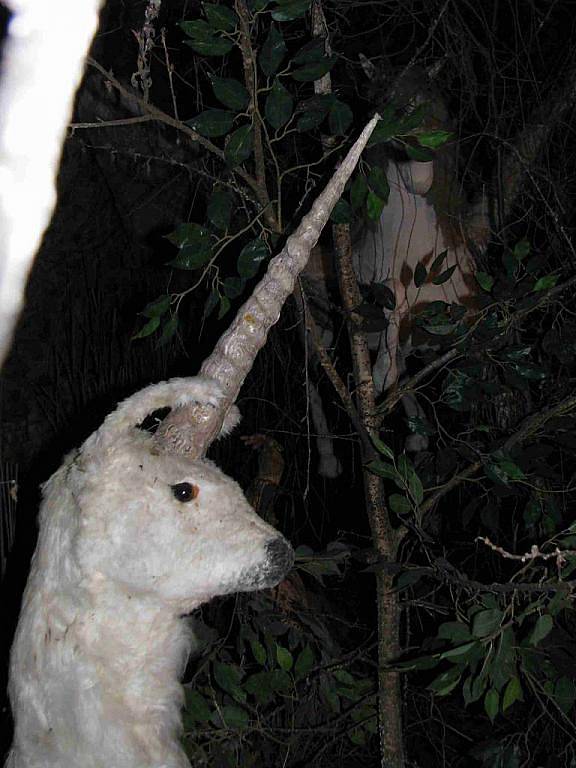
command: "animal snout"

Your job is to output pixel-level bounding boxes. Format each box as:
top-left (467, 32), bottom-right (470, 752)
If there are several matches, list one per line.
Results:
top-left (264, 536), bottom-right (294, 584)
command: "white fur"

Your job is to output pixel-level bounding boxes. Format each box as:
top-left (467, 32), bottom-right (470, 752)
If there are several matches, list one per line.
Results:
top-left (7, 376), bottom-right (292, 768)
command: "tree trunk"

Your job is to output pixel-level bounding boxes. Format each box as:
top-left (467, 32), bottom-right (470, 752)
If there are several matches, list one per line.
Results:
top-left (334, 223), bottom-right (405, 767)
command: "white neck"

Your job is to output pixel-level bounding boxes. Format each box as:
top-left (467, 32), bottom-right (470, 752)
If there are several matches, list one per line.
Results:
top-left (9, 567), bottom-right (195, 768)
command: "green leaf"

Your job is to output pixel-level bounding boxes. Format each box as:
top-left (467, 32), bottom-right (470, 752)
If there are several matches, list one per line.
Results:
top-left (132, 316), bottom-right (160, 339)
top-left (366, 460), bottom-right (400, 482)
top-left (513, 238), bottom-right (530, 260)
top-left (292, 56), bottom-right (336, 82)
top-left (184, 37), bottom-right (234, 56)
top-left (492, 628), bottom-right (516, 689)
top-left (484, 459), bottom-right (510, 487)
top-left (141, 295), bottom-right (171, 318)
top-left (523, 499), bottom-right (542, 527)
top-left (366, 111), bottom-right (400, 147)
top-left (529, 614), bottom-right (553, 646)
top-left (485, 455), bottom-right (525, 486)
top-left (293, 38), bottom-right (325, 64)
top-left (219, 704), bottom-right (249, 730)
top-left (405, 415), bottom-right (435, 436)
top-left (271, 0), bottom-right (310, 21)
top-left (476, 271), bottom-right (494, 292)
top-left (245, 670), bottom-right (291, 704)
top-left (371, 434), bottom-right (395, 460)
top-left (180, 19), bottom-right (214, 39)
top-left (269, 669), bottom-right (292, 693)
top-left (157, 314), bottom-right (178, 347)
top-left (397, 453), bottom-right (424, 504)
top-left (265, 78), bottom-right (294, 129)
top-left (389, 494), bottom-right (411, 515)
top-left (259, 25), bottom-right (287, 77)
top-left (432, 264), bottom-right (457, 285)
top-left (349, 728), bottom-right (367, 746)
top-left (414, 262), bottom-right (427, 288)
top-left (438, 622), bottom-right (472, 643)
top-left (500, 345), bottom-right (531, 362)
top-left (225, 124), bottom-right (253, 166)
top-left (502, 250), bottom-right (517, 277)
top-left (203, 289), bottom-right (219, 319)
top-left (276, 645), bottom-right (293, 672)
top-left (442, 369), bottom-right (477, 411)
top-left (237, 238), bottom-right (268, 278)
top-left (250, 639), bottom-right (267, 665)
top-left (294, 645), bottom-right (315, 679)
top-left (428, 667), bottom-right (461, 696)
top-left (406, 144), bottom-right (434, 162)
top-left (350, 174), bottom-right (368, 210)
top-left (502, 676), bottom-right (523, 712)
top-left (218, 295), bottom-right (231, 319)
top-left (296, 108), bottom-right (327, 132)
top-left (329, 198), bottom-right (352, 224)
top-left (472, 609), bottom-right (503, 639)
top-left (168, 245), bottom-right (213, 270)
top-left (213, 662), bottom-right (246, 703)
top-left (187, 109), bottom-right (234, 137)
top-left (510, 363), bottom-right (547, 381)
top-left (463, 674), bottom-right (487, 705)
top-left (328, 100), bottom-right (353, 135)
top-left (207, 186), bottom-right (233, 230)
top-left (431, 249), bottom-right (448, 273)
top-left (417, 129), bottom-right (452, 149)
top-left (366, 190), bottom-right (385, 221)
top-left (554, 677), bottom-right (576, 713)
top-left (439, 641), bottom-right (478, 660)
top-left (168, 241), bottom-right (213, 270)
top-left (184, 689), bottom-right (212, 723)
top-left (498, 457), bottom-right (525, 481)
top-left (211, 76), bottom-right (250, 111)
top-left (397, 104), bottom-right (428, 133)
top-left (367, 166), bottom-right (390, 203)
top-left (533, 274), bottom-right (559, 292)
top-left (223, 276), bottom-right (245, 299)
top-left (244, 671), bottom-right (271, 704)
top-left (166, 222), bottom-right (210, 248)
top-left (396, 570), bottom-right (425, 589)
top-left (484, 688), bottom-right (499, 722)
top-left (249, 0), bottom-right (271, 10)
top-left (203, 3), bottom-right (238, 31)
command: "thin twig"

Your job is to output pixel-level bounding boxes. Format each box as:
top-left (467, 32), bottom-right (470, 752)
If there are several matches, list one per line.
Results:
top-left (477, 536), bottom-right (576, 565)
top-left (420, 389), bottom-right (576, 516)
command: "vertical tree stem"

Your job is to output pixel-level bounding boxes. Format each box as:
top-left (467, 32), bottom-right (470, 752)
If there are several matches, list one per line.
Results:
top-left (334, 224), bottom-right (405, 768)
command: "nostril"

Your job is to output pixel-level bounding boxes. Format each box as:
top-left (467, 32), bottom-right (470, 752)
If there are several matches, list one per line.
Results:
top-left (265, 536), bottom-right (294, 577)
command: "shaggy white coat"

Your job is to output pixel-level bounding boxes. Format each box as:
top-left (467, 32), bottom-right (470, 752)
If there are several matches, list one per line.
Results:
top-left (7, 377), bottom-right (293, 768)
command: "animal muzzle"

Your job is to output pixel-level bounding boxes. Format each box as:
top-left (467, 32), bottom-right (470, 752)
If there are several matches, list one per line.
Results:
top-left (262, 536), bottom-right (294, 587)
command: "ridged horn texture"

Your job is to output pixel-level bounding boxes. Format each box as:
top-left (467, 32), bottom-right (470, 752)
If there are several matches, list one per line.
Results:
top-left (154, 114), bottom-right (381, 458)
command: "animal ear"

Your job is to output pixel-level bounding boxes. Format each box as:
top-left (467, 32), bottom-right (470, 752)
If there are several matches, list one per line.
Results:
top-left (90, 376), bottom-right (238, 447)
top-left (359, 53), bottom-right (377, 82)
top-left (218, 404), bottom-right (241, 437)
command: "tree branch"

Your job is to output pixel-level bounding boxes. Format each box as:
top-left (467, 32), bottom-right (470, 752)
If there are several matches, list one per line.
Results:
top-left (420, 389), bottom-right (576, 516)
top-left (86, 57), bottom-right (279, 230)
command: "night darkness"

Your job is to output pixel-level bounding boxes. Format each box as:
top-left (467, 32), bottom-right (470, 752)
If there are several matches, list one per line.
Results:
top-left (3, 1), bottom-right (576, 766)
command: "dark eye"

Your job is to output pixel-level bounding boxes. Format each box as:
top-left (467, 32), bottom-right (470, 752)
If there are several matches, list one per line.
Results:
top-left (171, 482), bottom-right (199, 503)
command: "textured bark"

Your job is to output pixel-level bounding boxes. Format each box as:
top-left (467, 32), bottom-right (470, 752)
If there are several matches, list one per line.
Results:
top-left (334, 223), bottom-right (405, 768)
top-left (235, 0), bottom-right (269, 201)
top-left (312, 2), bottom-right (406, 761)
